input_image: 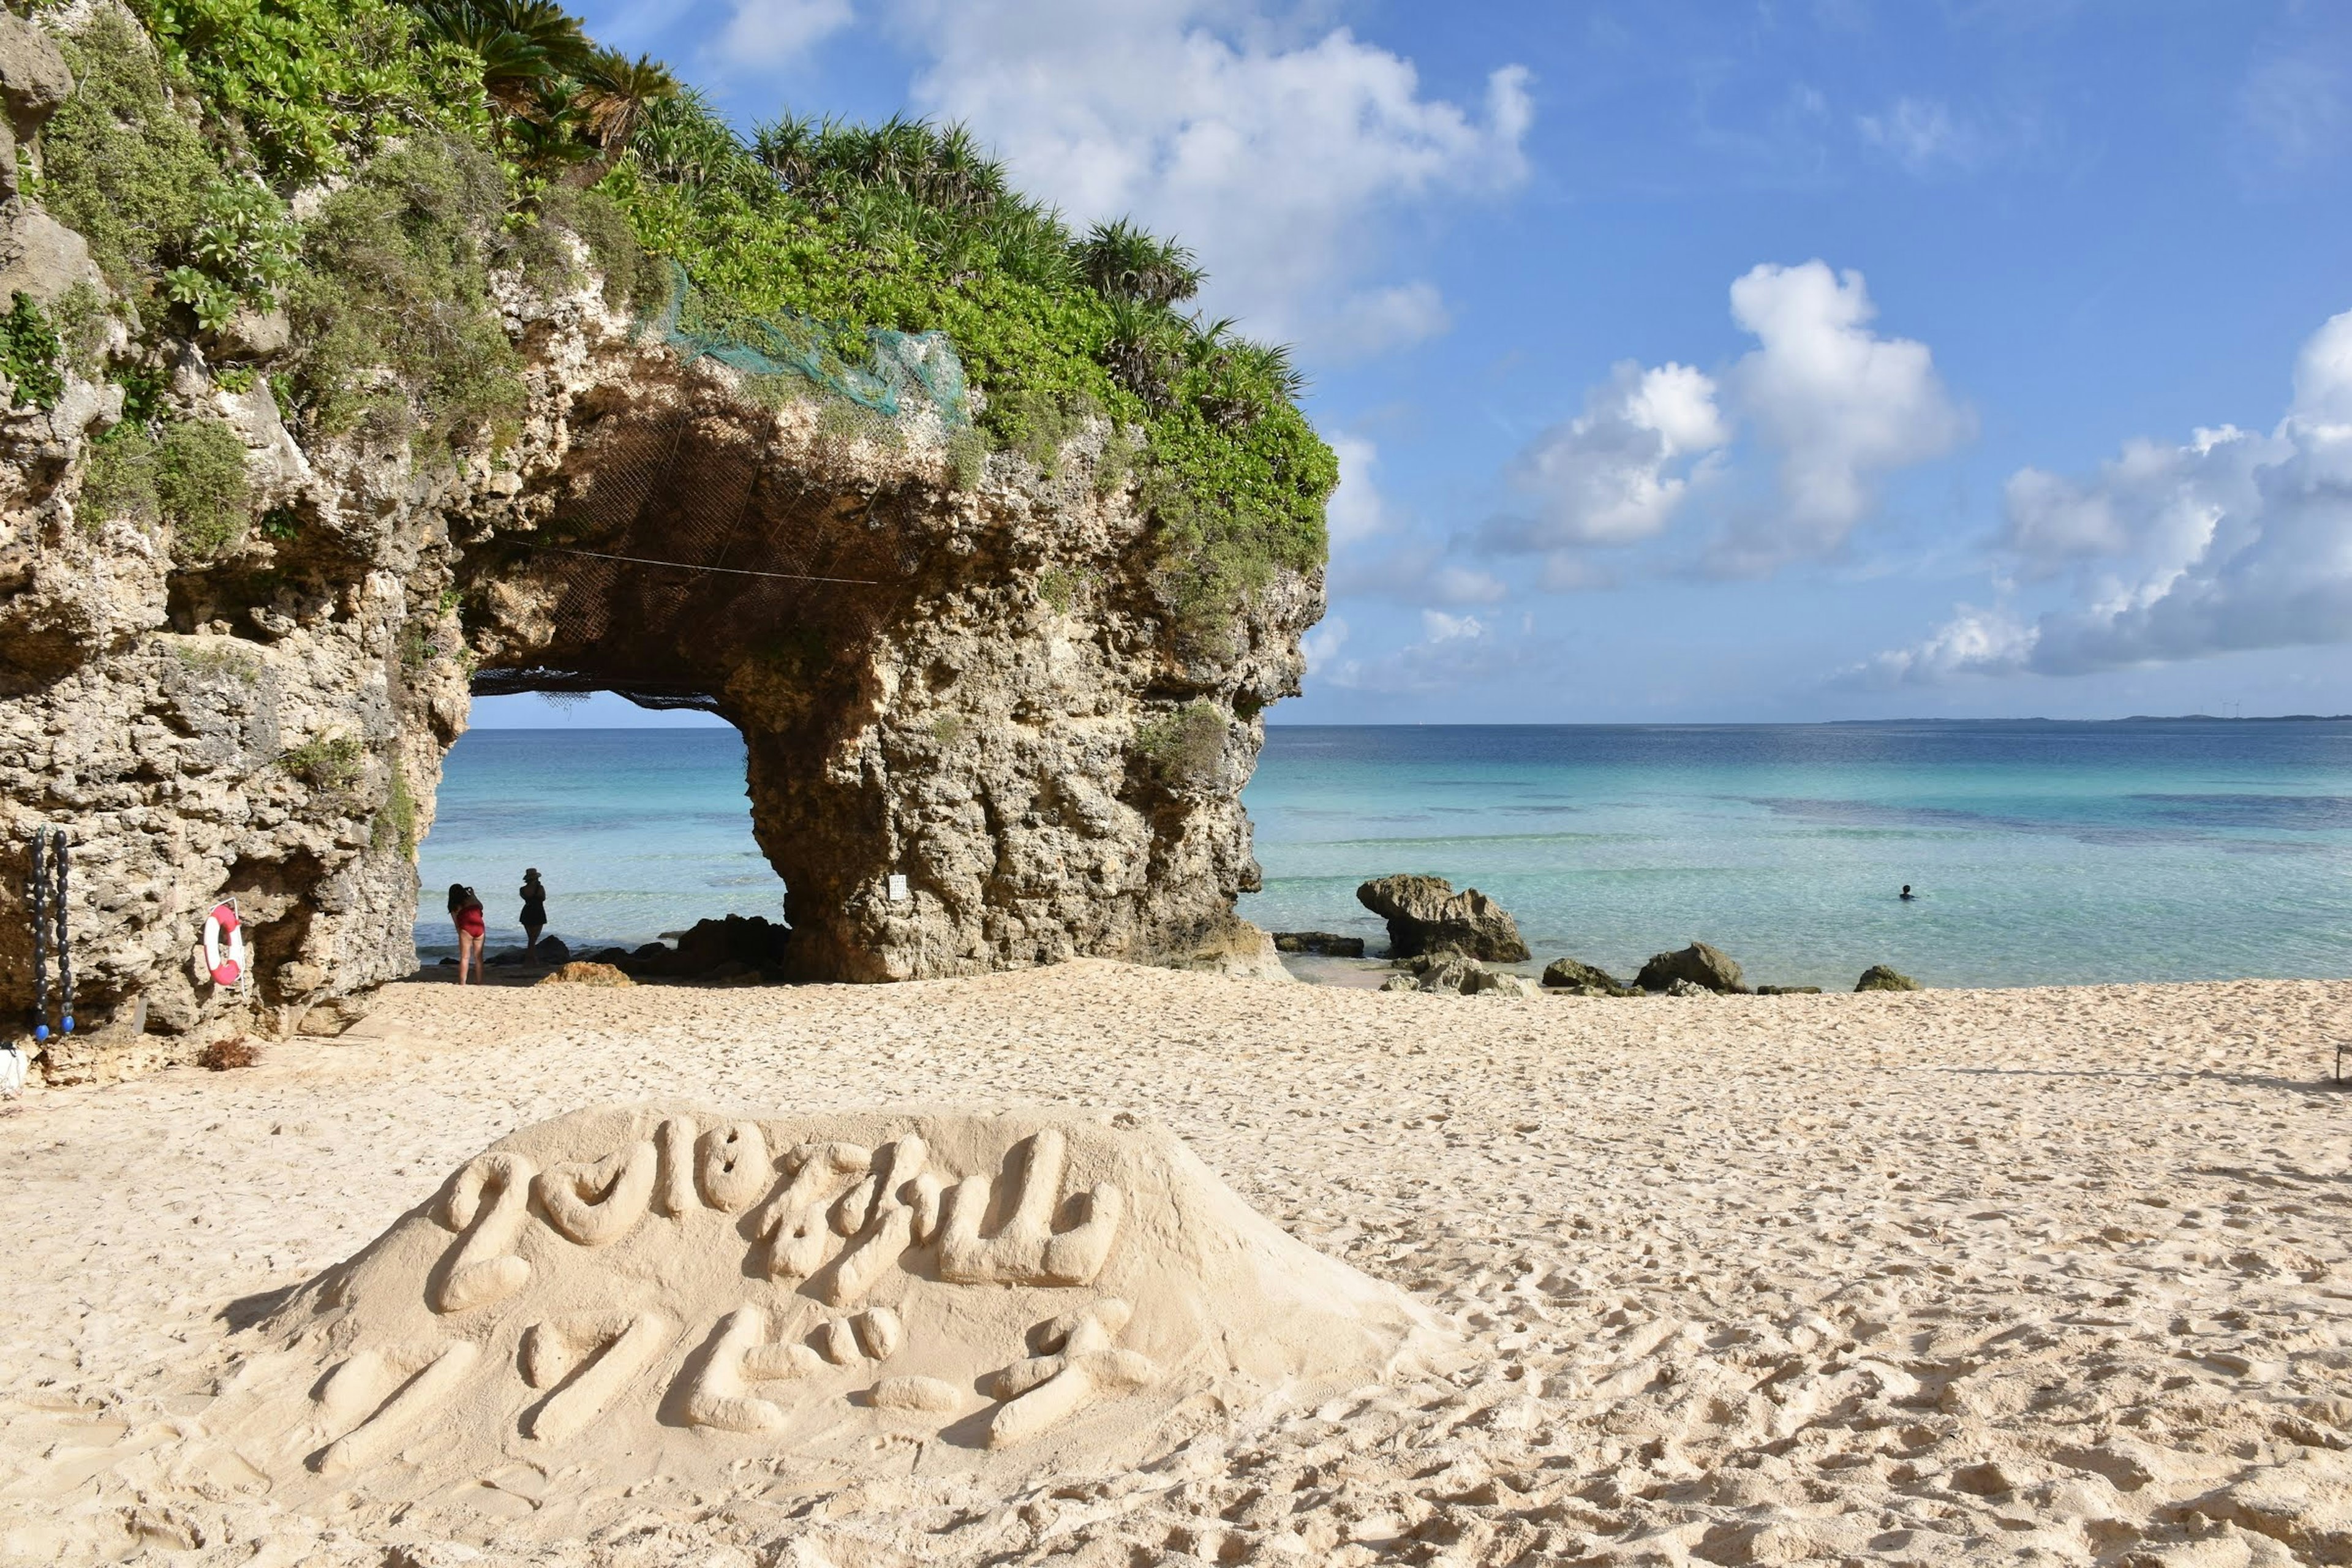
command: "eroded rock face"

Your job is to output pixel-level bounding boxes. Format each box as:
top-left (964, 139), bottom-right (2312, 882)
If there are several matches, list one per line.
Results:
top-left (0, 209), bottom-right (1316, 1078)
top-left (1635, 941), bottom-right (1750, 995)
top-left (1355, 873), bottom-right (1530, 962)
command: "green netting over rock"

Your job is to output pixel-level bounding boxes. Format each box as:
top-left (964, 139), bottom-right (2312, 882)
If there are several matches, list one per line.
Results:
top-left (652, 263), bottom-right (971, 429)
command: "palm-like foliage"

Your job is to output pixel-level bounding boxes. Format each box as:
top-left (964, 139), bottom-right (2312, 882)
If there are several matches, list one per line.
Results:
top-left (630, 88), bottom-right (760, 192)
top-left (576, 48), bottom-right (676, 154)
top-left (1074, 218), bottom-right (1202, 309)
top-left (409, 0), bottom-right (594, 115)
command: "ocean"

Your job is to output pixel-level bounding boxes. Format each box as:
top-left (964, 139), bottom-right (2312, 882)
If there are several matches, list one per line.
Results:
top-left (418, 720), bottom-right (2352, 987)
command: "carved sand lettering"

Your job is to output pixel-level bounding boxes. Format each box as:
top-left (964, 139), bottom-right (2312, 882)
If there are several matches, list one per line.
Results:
top-left (431, 1153), bottom-right (536, 1312)
top-left (311, 1340), bottom-right (479, 1475)
top-left (519, 1310), bottom-right (674, 1444)
top-left (653, 1115), bottom-right (697, 1215)
top-left (986, 1297), bottom-right (1156, 1449)
top-left (751, 1140), bottom-right (870, 1281)
top-left (681, 1305), bottom-right (901, 1434)
top-left (695, 1121), bottom-right (771, 1212)
top-left (940, 1129), bottom-right (1124, 1286)
top-left (534, 1142), bottom-right (656, 1246)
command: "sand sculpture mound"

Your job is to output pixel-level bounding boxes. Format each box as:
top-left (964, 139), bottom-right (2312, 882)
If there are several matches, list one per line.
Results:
top-left (203, 1106), bottom-right (1445, 1531)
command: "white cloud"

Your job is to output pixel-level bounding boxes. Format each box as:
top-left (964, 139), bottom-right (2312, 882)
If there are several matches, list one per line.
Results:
top-left (1501, 360), bottom-right (1728, 549)
top-left (1319, 281), bottom-right (1453, 361)
top-left (1717, 260), bottom-right (1973, 570)
top-left (1856, 96), bottom-right (1982, 174)
top-left (1420, 608), bottom-right (1487, 643)
top-left (888, 0), bottom-right (1533, 352)
top-left (2239, 52), bottom-right (2351, 175)
top-left (1324, 434), bottom-right (1391, 546)
top-left (1300, 615), bottom-right (1349, 674)
top-left (1430, 567), bottom-right (1507, 605)
top-left (1847, 603), bottom-right (2035, 686)
top-left (1865, 307), bottom-right (2352, 680)
top-left (717, 0), bottom-right (853, 67)
top-left (1483, 260), bottom-right (1964, 585)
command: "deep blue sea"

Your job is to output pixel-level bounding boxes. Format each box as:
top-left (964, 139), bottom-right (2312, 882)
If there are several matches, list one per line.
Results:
top-left (418, 720), bottom-right (2352, 988)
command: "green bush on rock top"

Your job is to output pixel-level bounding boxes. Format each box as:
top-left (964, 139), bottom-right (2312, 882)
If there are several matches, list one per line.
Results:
top-left (33, 0), bottom-right (1333, 624)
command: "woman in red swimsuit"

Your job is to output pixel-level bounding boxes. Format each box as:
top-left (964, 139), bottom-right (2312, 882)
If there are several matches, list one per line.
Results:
top-left (447, 883), bottom-right (486, 984)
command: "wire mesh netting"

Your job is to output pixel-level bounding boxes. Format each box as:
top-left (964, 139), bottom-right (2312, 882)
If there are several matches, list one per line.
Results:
top-left (470, 268), bottom-right (962, 711)
top-left (653, 262), bottom-right (973, 429)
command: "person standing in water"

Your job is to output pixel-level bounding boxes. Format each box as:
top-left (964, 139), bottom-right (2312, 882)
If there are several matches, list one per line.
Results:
top-left (448, 883), bottom-right (486, 984)
top-left (1900, 884), bottom-right (1916, 901)
top-left (519, 869), bottom-right (548, 959)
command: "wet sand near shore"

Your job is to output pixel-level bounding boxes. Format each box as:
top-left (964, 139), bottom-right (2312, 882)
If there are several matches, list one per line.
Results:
top-left (2, 962), bottom-right (2349, 1565)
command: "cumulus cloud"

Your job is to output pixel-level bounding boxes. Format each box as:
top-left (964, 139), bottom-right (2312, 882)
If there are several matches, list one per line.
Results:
top-left (717, 0), bottom-right (853, 67)
top-left (1485, 260), bottom-right (1966, 584)
top-left (1497, 360), bottom-right (1729, 549)
top-left (1324, 434), bottom-right (1392, 547)
top-left (888, 0), bottom-right (1533, 352)
top-left (1716, 260), bottom-right (1973, 570)
top-left (1846, 604), bottom-right (2035, 687)
top-left (1865, 308), bottom-right (2352, 681)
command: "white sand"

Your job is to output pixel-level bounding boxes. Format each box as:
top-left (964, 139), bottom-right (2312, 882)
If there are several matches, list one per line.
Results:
top-left (3, 962), bottom-right (2350, 1566)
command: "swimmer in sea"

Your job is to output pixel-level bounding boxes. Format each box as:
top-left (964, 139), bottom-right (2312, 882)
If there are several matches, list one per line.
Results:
top-left (1900, 884), bottom-right (1915, 900)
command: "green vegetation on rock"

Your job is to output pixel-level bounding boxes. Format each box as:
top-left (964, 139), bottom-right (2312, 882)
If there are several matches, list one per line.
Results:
top-left (0, 291), bottom-right (64, 410)
top-left (279, 732), bottom-right (363, 791)
top-left (155, 417), bottom-right (253, 558)
top-left (34, 0), bottom-right (1332, 620)
top-left (1134, 701), bottom-right (1231, 793)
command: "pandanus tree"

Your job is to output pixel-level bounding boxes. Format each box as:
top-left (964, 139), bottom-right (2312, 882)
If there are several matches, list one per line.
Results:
top-left (1074, 219), bottom-right (1204, 310)
top-left (575, 49), bottom-right (677, 170)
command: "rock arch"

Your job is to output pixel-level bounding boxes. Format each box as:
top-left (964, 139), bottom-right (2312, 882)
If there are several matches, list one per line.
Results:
top-left (1, 288), bottom-right (1310, 1077)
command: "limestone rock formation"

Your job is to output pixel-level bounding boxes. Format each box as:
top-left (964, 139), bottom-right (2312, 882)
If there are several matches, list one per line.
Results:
top-left (1856, 964), bottom-right (1922, 992)
top-left (1387, 951), bottom-right (1538, 997)
top-left (1635, 941), bottom-right (1750, 994)
top-left (0, 133), bottom-right (1318, 1079)
top-left (1272, 930), bottom-right (1364, 957)
top-left (1355, 873), bottom-right (1529, 962)
top-left (1541, 956), bottom-right (1632, 995)
top-left (181, 1105), bottom-right (1447, 1534)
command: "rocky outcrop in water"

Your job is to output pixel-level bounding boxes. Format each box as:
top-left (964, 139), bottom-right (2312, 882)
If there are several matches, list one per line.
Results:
top-left (1855, 965), bottom-right (1921, 992)
top-left (0, 149), bottom-right (1316, 1080)
top-left (1355, 874), bottom-right (1528, 962)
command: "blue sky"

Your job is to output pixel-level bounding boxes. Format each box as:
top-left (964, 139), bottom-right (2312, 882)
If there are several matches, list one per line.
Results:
top-left (473, 0), bottom-right (2352, 728)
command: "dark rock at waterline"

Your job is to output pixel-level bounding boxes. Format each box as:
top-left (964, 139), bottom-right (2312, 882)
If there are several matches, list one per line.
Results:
top-left (1635, 942), bottom-right (1749, 994)
top-left (1542, 957), bottom-right (1632, 995)
top-left (1855, 965), bottom-right (1921, 992)
top-left (1273, 931), bottom-right (1367, 957)
top-left (1355, 874), bottom-right (1530, 962)
top-left (1756, 984), bottom-right (1823, 995)
top-left (619, 915), bottom-right (791, 981)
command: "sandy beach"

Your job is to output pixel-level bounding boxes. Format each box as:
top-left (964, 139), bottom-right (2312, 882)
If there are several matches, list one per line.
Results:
top-left (2, 963), bottom-right (2349, 1566)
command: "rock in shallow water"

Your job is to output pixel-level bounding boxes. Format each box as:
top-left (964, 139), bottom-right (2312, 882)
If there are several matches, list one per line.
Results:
top-left (1855, 964), bottom-right (1922, 992)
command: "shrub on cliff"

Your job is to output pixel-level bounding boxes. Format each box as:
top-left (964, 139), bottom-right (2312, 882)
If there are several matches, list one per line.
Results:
top-left (42, 0), bottom-right (1334, 619)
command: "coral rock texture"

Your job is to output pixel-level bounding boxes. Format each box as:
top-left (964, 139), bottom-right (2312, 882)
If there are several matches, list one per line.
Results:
top-left (1, 208), bottom-right (1315, 1082)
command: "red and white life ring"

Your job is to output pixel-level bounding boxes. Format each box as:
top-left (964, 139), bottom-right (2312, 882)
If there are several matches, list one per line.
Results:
top-left (202, 902), bottom-right (246, 987)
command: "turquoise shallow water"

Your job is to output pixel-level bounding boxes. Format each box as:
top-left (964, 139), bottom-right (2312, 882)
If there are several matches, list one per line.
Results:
top-left (419, 720), bottom-right (2352, 987)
